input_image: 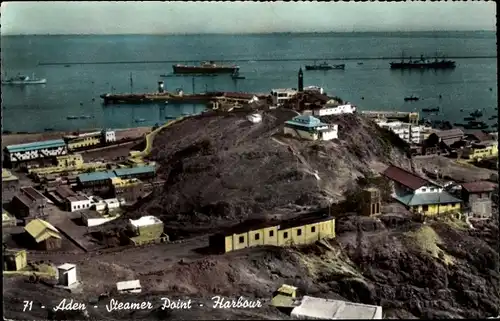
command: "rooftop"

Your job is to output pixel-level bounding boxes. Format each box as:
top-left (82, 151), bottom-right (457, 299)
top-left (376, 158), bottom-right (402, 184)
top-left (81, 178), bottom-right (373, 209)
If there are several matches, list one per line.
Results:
top-left (435, 128), bottom-right (464, 139)
top-left (291, 296), bottom-right (382, 319)
top-left (116, 280), bottom-right (141, 291)
top-left (129, 215), bottom-right (163, 227)
top-left (5, 139), bottom-right (66, 153)
top-left (2, 169), bottom-right (18, 182)
top-left (77, 170), bottom-right (116, 183)
top-left (113, 165), bottom-right (156, 178)
top-left (285, 115), bottom-right (328, 128)
top-left (58, 263), bottom-right (76, 271)
top-left (67, 195), bottom-right (89, 202)
top-left (21, 187), bottom-right (45, 201)
top-left (382, 165), bottom-right (430, 190)
top-left (24, 219), bottom-right (61, 243)
top-left (394, 191), bottom-right (462, 206)
top-left (462, 181), bottom-right (496, 193)
top-left (55, 186), bottom-right (76, 199)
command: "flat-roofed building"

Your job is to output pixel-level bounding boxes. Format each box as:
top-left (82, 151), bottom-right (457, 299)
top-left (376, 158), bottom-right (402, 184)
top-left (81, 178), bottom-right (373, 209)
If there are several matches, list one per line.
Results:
top-left (109, 177), bottom-right (145, 203)
top-left (66, 195), bottom-right (92, 212)
top-left (291, 296), bottom-right (383, 320)
top-left (113, 166), bottom-right (156, 181)
top-left (77, 170), bottom-right (116, 190)
top-left (2, 169), bottom-right (19, 202)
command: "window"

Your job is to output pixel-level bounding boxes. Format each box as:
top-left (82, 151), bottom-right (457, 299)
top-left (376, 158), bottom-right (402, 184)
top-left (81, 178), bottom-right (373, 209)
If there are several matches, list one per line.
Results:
top-left (255, 233), bottom-right (260, 241)
top-left (422, 205), bottom-right (429, 212)
top-left (283, 232), bottom-right (288, 239)
top-left (297, 229), bottom-right (302, 236)
top-left (269, 230), bottom-right (274, 237)
top-left (311, 226), bottom-right (316, 233)
top-left (421, 188), bottom-right (427, 192)
top-left (375, 203), bottom-right (380, 214)
top-left (238, 236), bottom-right (245, 244)
top-left (430, 188), bottom-right (435, 192)
top-left (371, 203), bottom-right (376, 215)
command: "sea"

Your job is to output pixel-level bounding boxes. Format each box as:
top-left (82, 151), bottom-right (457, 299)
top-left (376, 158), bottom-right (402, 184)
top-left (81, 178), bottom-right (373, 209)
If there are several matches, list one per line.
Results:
top-left (1, 31), bottom-right (497, 133)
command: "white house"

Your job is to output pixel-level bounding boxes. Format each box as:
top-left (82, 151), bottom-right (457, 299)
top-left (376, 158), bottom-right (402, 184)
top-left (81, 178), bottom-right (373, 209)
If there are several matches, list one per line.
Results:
top-left (374, 119), bottom-right (423, 144)
top-left (304, 85), bottom-right (324, 94)
top-left (291, 296), bottom-right (383, 320)
top-left (104, 198), bottom-right (121, 211)
top-left (81, 210), bottom-right (121, 227)
top-left (313, 104), bottom-right (357, 116)
top-left (57, 263), bottom-right (78, 287)
top-left (102, 130), bottom-right (116, 143)
top-left (284, 115), bottom-right (338, 141)
top-left (66, 195), bottom-right (92, 212)
top-left (271, 88), bottom-right (297, 106)
top-left (116, 280), bottom-right (142, 294)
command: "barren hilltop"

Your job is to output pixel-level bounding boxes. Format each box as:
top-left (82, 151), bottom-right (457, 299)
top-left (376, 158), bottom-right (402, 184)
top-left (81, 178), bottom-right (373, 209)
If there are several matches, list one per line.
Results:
top-left (136, 109), bottom-right (410, 234)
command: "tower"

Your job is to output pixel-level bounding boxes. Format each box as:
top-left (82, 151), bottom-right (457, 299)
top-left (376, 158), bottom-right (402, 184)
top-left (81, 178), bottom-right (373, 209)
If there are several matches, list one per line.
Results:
top-left (298, 68), bottom-right (303, 92)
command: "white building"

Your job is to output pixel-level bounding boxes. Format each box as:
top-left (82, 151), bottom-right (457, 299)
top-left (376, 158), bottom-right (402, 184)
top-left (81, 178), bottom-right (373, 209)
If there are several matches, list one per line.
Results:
top-left (66, 195), bottom-right (92, 212)
top-left (116, 280), bottom-right (142, 294)
top-left (104, 198), bottom-right (121, 211)
top-left (4, 139), bottom-right (68, 164)
top-left (81, 210), bottom-right (121, 227)
top-left (284, 115), bottom-right (338, 141)
top-left (271, 88), bottom-right (298, 106)
top-left (102, 130), bottom-right (116, 143)
top-left (129, 215), bottom-right (162, 229)
top-left (304, 85), bottom-right (324, 94)
top-left (291, 296), bottom-right (383, 320)
top-left (247, 113), bottom-right (262, 124)
top-left (374, 119), bottom-right (423, 144)
top-left (313, 104), bottom-right (357, 116)
top-left (57, 263), bottom-right (78, 287)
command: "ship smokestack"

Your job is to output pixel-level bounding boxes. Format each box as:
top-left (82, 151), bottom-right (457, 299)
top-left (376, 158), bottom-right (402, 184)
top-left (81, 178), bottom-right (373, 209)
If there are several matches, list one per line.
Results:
top-left (298, 68), bottom-right (303, 92)
top-left (158, 81), bottom-right (165, 93)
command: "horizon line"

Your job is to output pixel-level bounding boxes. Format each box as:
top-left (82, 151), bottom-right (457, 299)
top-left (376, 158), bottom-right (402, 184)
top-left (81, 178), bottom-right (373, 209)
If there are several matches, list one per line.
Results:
top-left (0, 30), bottom-right (495, 37)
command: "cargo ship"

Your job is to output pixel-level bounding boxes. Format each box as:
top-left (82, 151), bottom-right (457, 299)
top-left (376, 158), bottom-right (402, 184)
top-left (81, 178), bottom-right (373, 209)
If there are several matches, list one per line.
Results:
top-left (390, 54), bottom-right (456, 70)
top-left (172, 61), bottom-right (239, 74)
top-left (305, 62), bottom-right (345, 70)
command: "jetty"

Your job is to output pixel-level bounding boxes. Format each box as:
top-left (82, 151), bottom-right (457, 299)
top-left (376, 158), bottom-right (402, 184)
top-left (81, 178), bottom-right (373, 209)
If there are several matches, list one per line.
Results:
top-left (100, 92), bottom-right (216, 105)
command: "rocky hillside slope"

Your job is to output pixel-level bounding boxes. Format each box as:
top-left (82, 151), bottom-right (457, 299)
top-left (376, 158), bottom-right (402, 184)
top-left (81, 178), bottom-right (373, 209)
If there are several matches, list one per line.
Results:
top-left (136, 110), bottom-right (410, 234)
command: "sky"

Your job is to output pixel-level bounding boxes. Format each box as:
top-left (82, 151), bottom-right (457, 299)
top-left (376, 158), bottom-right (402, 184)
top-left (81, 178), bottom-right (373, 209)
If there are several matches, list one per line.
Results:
top-left (0, 1), bottom-right (496, 35)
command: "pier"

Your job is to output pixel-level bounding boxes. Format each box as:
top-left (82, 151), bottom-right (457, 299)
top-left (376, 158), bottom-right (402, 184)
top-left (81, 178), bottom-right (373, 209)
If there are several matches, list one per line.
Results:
top-left (100, 92), bottom-right (216, 105)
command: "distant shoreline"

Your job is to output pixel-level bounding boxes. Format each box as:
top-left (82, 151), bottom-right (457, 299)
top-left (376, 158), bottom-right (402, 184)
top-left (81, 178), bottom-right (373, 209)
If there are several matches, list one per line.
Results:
top-left (1, 30), bottom-right (495, 37)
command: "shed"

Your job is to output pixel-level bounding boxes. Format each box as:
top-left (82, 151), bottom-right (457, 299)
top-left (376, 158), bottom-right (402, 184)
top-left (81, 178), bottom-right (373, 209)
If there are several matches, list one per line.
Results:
top-left (3, 249), bottom-right (27, 271)
top-left (58, 263), bottom-right (78, 287)
top-left (382, 165), bottom-right (429, 191)
top-left (116, 280), bottom-right (142, 294)
top-left (291, 296), bottom-right (383, 320)
top-left (24, 219), bottom-right (62, 250)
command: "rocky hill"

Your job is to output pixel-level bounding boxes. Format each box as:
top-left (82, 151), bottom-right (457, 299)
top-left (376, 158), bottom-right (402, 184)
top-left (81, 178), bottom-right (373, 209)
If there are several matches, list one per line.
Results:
top-left (135, 110), bottom-right (410, 235)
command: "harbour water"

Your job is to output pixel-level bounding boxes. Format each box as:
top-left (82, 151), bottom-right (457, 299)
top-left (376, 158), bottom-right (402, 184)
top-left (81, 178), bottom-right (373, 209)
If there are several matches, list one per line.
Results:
top-left (1, 31), bottom-right (497, 133)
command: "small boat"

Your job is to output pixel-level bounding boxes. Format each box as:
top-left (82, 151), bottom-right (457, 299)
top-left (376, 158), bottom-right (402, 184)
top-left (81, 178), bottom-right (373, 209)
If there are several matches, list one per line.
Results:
top-left (422, 107), bottom-right (439, 112)
top-left (79, 115), bottom-right (92, 119)
top-left (469, 110), bottom-right (483, 118)
top-left (488, 115), bottom-right (498, 120)
top-left (2, 73), bottom-right (47, 85)
top-left (64, 64), bottom-right (71, 67)
top-left (44, 128), bottom-right (54, 132)
top-left (135, 118), bottom-right (146, 123)
top-left (231, 71), bottom-right (246, 80)
top-left (463, 120), bottom-right (489, 130)
top-left (66, 116), bottom-right (79, 120)
top-left (332, 64), bottom-right (346, 70)
top-left (404, 95), bottom-right (419, 101)
top-left (165, 116), bottom-right (177, 120)
top-left (463, 117), bottom-right (476, 121)
top-left (357, 62), bottom-right (364, 65)
top-left (492, 123), bottom-right (498, 128)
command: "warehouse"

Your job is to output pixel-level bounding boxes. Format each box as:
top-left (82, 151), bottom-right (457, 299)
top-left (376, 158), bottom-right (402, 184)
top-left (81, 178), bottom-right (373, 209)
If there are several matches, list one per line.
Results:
top-left (3, 139), bottom-right (68, 167)
top-left (24, 219), bottom-right (62, 250)
top-left (209, 213), bottom-right (335, 254)
top-left (10, 187), bottom-right (47, 220)
top-left (114, 166), bottom-right (156, 181)
top-left (127, 215), bottom-right (168, 245)
top-left (77, 170), bottom-right (116, 190)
